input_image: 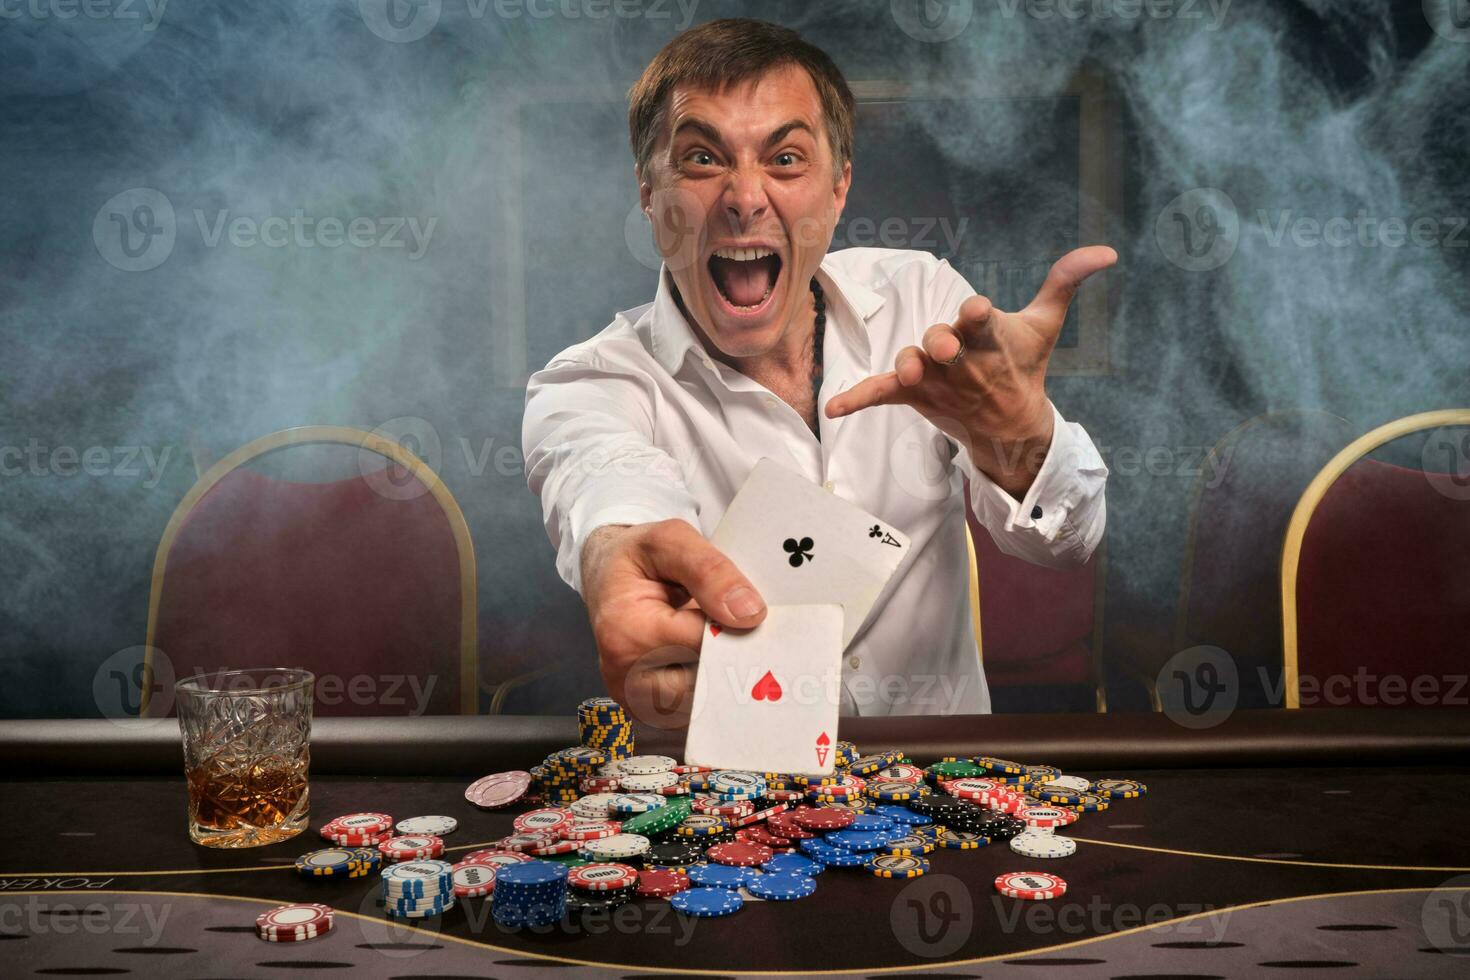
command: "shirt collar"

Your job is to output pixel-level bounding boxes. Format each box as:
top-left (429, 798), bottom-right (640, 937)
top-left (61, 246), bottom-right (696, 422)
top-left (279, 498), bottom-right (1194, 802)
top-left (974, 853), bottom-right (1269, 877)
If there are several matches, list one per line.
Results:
top-left (648, 252), bottom-right (887, 377)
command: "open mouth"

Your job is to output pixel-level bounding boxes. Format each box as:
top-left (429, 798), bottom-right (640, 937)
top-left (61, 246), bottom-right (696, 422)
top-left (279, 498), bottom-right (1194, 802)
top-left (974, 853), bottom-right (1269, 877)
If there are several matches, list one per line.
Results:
top-left (708, 246), bottom-right (783, 314)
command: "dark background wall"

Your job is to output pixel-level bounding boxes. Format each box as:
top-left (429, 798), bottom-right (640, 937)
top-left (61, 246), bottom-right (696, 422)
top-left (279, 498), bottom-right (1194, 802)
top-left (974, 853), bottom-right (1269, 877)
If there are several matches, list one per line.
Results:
top-left (3, 0), bottom-right (1466, 719)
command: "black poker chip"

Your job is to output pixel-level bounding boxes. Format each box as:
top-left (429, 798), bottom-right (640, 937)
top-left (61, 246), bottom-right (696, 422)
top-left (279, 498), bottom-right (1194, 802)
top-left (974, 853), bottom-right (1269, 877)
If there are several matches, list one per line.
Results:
top-left (645, 842), bottom-right (706, 869)
top-left (978, 816), bottom-right (1026, 841)
top-left (564, 889), bottom-right (634, 915)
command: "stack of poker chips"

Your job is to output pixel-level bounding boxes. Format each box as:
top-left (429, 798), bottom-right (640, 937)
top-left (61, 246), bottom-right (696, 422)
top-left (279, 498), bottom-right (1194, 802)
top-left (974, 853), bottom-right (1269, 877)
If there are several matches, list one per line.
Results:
top-left (532, 746), bottom-right (609, 805)
top-left (380, 859), bottom-right (455, 918)
top-left (490, 859), bottom-right (569, 928)
top-left (564, 861), bottom-right (640, 914)
top-left (319, 811), bottom-right (394, 849)
top-left (578, 696), bottom-right (634, 761)
top-left (377, 834), bottom-right (446, 864)
top-left (255, 903), bottom-right (333, 943)
top-left (294, 846), bottom-right (382, 878)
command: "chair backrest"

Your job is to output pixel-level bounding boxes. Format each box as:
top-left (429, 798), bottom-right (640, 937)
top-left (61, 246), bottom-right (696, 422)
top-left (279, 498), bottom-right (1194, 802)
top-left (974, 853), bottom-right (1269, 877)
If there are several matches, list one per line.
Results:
top-left (1176, 410), bottom-right (1356, 702)
top-left (143, 426), bottom-right (478, 716)
top-left (1282, 410), bottom-right (1470, 709)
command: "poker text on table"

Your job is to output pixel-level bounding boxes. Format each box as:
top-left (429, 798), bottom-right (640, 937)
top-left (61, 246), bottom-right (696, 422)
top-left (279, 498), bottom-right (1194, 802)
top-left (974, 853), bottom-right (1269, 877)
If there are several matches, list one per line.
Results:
top-left (523, 19), bottom-right (1111, 719)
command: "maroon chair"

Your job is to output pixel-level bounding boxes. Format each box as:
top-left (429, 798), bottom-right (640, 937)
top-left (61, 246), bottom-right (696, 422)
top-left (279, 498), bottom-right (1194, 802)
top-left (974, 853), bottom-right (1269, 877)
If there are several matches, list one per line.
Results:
top-left (1282, 411), bottom-right (1470, 709)
top-left (142, 426), bottom-right (478, 717)
top-left (964, 481), bottom-right (1106, 712)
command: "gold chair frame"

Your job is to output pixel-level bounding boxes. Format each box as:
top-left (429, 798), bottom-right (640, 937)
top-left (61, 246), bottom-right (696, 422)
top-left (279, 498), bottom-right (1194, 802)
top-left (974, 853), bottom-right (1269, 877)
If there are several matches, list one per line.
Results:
top-left (1279, 409), bottom-right (1470, 709)
top-left (141, 425), bottom-right (479, 715)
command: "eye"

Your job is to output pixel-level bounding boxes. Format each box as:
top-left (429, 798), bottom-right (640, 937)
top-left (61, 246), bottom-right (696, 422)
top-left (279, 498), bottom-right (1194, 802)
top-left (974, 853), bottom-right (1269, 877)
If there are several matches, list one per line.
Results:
top-left (774, 152), bottom-right (799, 167)
top-left (686, 150), bottom-right (716, 167)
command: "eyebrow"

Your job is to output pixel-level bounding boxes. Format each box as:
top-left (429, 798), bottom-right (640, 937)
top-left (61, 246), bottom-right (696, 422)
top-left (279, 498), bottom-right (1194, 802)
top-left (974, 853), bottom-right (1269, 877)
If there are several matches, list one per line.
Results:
top-left (670, 117), bottom-right (817, 152)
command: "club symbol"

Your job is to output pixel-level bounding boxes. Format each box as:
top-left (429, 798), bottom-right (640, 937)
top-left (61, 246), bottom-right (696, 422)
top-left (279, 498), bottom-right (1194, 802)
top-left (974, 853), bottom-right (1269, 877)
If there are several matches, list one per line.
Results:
top-left (868, 524), bottom-right (883, 538)
top-left (783, 536), bottom-right (815, 568)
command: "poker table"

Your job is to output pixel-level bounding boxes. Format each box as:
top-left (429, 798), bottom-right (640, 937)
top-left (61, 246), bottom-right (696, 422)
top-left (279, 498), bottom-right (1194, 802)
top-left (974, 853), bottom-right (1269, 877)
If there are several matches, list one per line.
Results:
top-left (4, 708), bottom-right (1470, 978)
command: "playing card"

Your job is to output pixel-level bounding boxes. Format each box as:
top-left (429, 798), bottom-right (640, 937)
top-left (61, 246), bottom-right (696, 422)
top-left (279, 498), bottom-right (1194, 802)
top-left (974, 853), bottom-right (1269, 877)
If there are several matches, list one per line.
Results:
top-left (711, 458), bottom-right (910, 650)
top-left (684, 603), bottom-right (844, 775)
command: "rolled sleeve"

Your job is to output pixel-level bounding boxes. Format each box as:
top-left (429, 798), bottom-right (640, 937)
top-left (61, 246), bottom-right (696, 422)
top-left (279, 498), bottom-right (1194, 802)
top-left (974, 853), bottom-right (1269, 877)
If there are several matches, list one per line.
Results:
top-left (523, 354), bottom-right (702, 596)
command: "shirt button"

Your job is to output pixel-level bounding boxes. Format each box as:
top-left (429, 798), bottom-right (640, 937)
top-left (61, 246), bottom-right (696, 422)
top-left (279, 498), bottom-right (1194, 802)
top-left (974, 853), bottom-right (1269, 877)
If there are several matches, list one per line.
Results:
top-left (1031, 505), bottom-right (1043, 520)
top-left (823, 479), bottom-right (835, 492)
top-left (765, 398), bottom-right (779, 411)
top-left (848, 655), bottom-right (861, 669)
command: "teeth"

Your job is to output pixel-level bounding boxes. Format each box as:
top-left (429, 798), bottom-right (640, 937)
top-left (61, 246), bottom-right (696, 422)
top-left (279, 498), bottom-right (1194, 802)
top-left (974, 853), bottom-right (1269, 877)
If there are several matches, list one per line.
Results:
top-left (727, 285), bottom-right (774, 311)
top-left (712, 246), bottom-right (776, 262)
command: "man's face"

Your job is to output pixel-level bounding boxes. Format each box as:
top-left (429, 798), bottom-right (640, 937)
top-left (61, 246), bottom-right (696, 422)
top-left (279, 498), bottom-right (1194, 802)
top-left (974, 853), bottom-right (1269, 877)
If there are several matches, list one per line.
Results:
top-left (639, 64), bottom-right (851, 358)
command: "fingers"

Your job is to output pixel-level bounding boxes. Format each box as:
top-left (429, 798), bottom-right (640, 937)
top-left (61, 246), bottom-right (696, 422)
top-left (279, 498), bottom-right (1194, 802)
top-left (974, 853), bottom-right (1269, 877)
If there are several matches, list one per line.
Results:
top-left (825, 344), bottom-right (929, 418)
top-left (1028, 245), bottom-right (1117, 325)
top-left (637, 519), bottom-right (767, 629)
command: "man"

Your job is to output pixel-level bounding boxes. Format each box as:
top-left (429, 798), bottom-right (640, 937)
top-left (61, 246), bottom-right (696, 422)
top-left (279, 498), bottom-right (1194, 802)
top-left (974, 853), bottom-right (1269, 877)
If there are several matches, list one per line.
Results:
top-left (523, 18), bottom-right (1110, 720)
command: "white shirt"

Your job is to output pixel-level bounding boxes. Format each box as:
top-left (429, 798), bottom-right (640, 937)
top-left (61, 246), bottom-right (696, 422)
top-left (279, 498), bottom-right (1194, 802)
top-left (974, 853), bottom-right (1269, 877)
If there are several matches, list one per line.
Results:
top-left (522, 247), bottom-right (1108, 715)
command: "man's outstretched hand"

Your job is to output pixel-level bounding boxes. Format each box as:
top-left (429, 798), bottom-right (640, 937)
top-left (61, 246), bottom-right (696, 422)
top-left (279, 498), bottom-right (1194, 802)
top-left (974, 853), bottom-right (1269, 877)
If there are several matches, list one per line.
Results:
top-left (580, 520), bottom-right (766, 725)
top-left (826, 246), bottom-right (1116, 498)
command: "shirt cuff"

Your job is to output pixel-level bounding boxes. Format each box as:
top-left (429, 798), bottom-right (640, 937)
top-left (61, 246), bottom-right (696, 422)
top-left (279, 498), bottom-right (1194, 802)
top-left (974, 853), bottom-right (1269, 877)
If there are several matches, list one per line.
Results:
top-left (959, 401), bottom-right (1108, 565)
top-left (559, 489), bottom-right (703, 596)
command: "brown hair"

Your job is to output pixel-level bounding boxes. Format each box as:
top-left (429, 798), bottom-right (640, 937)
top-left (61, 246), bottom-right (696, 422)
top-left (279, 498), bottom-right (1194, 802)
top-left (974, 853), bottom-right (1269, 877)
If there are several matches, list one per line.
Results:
top-left (627, 18), bottom-right (855, 182)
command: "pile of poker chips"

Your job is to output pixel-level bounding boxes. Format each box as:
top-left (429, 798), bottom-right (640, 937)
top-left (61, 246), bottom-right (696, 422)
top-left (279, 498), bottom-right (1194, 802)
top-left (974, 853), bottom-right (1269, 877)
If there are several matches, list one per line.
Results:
top-left (378, 834), bottom-right (446, 864)
top-left (490, 859), bottom-right (569, 928)
top-left (564, 862), bottom-right (640, 913)
top-left (294, 846), bottom-right (382, 878)
top-left (381, 859), bottom-right (456, 918)
top-left (256, 903), bottom-right (333, 942)
top-left (578, 696), bottom-right (635, 761)
top-left (319, 811), bottom-right (394, 848)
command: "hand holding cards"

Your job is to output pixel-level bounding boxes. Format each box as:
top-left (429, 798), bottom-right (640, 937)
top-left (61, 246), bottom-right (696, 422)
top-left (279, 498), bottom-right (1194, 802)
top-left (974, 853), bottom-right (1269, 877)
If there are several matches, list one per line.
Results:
top-left (684, 459), bottom-right (911, 773)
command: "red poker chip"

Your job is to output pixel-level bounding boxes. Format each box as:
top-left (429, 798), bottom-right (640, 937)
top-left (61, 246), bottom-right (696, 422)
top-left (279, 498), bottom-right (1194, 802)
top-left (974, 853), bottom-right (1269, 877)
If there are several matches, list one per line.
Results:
top-left (672, 765), bottom-right (713, 775)
top-left (451, 861), bottom-right (497, 898)
top-left (692, 797), bottom-right (754, 818)
top-left (567, 862), bottom-right (640, 892)
top-left (580, 776), bottom-right (621, 793)
top-left (463, 849), bottom-right (533, 867)
top-left (792, 808), bottom-right (856, 831)
top-left (465, 771), bottom-right (532, 810)
top-left (1019, 806), bottom-right (1074, 829)
top-left (946, 777), bottom-right (1002, 801)
top-left (706, 842), bottom-right (773, 867)
top-left (378, 835), bottom-right (444, 860)
top-left (732, 803), bottom-right (789, 828)
top-left (995, 871), bottom-right (1067, 900)
top-left (738, 825), bottom-right (795, 849)
top-left (636, 868), bottom-right (692, 898)
top-left (659, 782), bottom-right (691, 796)
top-left (255, 903), bottom-right (333, 936)
top-left (765, 788), bottom-right (805, 802)
top-left (527, 837), bottom-right (581, 856)
top-left (767, 815), bottom-right (816, 840)
top-left (875, 764), bottom-right (926, 783)
top-left (322, 812), bottom-right (393, 835)
top-left (562, 820), bottom-right (620, 841)
top-left (322, 830), bottom-right (392, 847)
top-left (497, 831), bottom-right (559, 853)
top-left (513, 807), bottom-right (575, 835)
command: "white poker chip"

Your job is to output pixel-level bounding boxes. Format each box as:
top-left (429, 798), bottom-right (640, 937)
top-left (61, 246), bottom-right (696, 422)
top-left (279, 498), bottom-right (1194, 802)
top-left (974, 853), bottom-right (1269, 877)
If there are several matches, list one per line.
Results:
top-left (581, 833), bottom-right (651, 861)
top-left (617, 755), bottom-right (677, 776)
top-left (618, 770), bottom-right (679, 792)
top-left (571, 793), bottom-right (624, 819)
top-left (1049, 775), bottom-right (1091, 793)
top-left (611, 793), bottom-right (666, 814)
top-left (1010, 832), bottom-right (1077, 859)
top-left (395, 815), bottom-right (457, 836)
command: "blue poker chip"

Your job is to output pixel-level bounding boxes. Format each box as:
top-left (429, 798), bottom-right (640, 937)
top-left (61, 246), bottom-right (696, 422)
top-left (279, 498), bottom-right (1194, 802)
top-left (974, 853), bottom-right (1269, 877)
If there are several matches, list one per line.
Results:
top-left (747, 872), bottom-right (817, 901)
top-left (849, 813), bottom-right (897, 833)
top-left (825, 829), bottom-right (899, 852)
top-left (762, 853), bottom-right (823, 877)
top-left (671, 886), bottom-right (744, 917)
top-left (799, 838), bottom-right (871, 867)
top-left (494, 860), bottom-right (569, 888)
top-left (687, 863), bottom-right (755, 890)
top-left (874, 804), bottom-right (933, 827)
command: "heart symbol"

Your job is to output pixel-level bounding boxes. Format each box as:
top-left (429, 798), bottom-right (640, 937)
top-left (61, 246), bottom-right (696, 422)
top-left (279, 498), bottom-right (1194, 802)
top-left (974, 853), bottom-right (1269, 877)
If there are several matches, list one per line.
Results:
top-left (751, 670), bottom-right (782, 702)
top-left (709, 623), bottom-right (722, 637)
top-left (816, 732), bottom-right (831, 746)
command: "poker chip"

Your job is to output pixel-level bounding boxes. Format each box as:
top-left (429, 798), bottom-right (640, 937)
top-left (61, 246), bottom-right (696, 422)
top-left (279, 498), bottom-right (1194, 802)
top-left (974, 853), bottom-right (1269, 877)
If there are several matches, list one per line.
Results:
top-left (884, 833), bottom-right (937, 856)
top-left (1038, 785), bottom-right (1085, 805)
top-left (567, 862), bottom-right (640, 892)
top-left (927, 760), bottom-right (987, 780)
top-left (675, 815), bottom-right (730, 838)
top-left (527, 836), bottom-right (582, 856)
top-left (818, 796), bottom-right (872, 814)
top-left (581, 833), bottom-right (651, 861)
top-left (1010, 832), bottom-right (1078, 859)
top-left (1050, 775), bottom-right (1092, 793)
top-left (747, 872), bottom-right (817, 901)
top-left (946, 777), bottom-right (1002, 802)
top-left (671, 886), bottom-right (743, 917)
top-left (255, 903), bottom-right (333, 942)
top-left (798, 838), bottom-right (871, 867)
top-left (571, 793), bottom-right (624, 819)
top-left (866, 779), bottom-right (922, 802)
top-left (564, 888), bottom-right (635, 914)
top-left (934, 829), bottom-right (988, 850)
top-left (1019, 806), bottom-right (1075, 829)
top-left (621, 796), bottom-right (691, 836)
top-left (849, 813), bottom-right (896, 832)
top-left (869, 854), bottom-right (929, 878)
top-left (323, 812), bottom-right (393, 836)
top-left (1025, 765), bottom-right (1061, 783)
top-left (644, 840), bottom-right (706, 871)
top-left (974, 756), bottom-right (1026, 776)
top-left (873, 764), bottom-right (926, 784)
top-left (611, 793), bottom-right (666, 815)
top-left (706, 842), bottom-right (773, 867)
top-left (636, 868), bottom-right (692, 897)
top-left (498, 831), bottom-right (558, 853)
top-left (452, 861), bottom-right (497, 898)
top-left (687, 864), bottom-right (756, 890)
top-left (562, 819), bottom-right (620, 841)
top-left (618, 755), bottom-right (677, 775)
top-left (732, 803), bottom-right (790, 828)
top-left (874, 804), bottom-right (933, 827)
top-left (395, 815), bottom-right (457, 836)
top-left (1069, 792), bottom-right (1110, 812)
top-left (463, 849), bottom-right (533, 868)
top-left (792, 808), bottom-right (855, 832)
top-left (465, 771), bottom-right (532, 809)
top-left (381, 859), bottom-right (454, 897)
top-left (1093, 778), bottom-right (1147, 799)
top-left (513, 807), bottom-right (575, 836)
top-left (738, 825), bottom-right (794, 851)
top-left (294, 847), bottom-right (378, 878)
top-left (995, 870), bottom-right (1067, 900)
top-left (847, 754), bottom-right (887, 775)
top-left (378, 835), bottom-right (445, 862)
top-left (767, 813), bottom-right (816, 840)
top-left (692, 797), bottom-right (755, 818)
top-left (762, 852), bottom-right (823, 877)
top-left (619, 770), bottom-right (679, 792)
top-left (491, 859), bottom-right (570, 929)
top-left (825, 828), bottom-right (897, 852)
top-left (710, 770), bottom-right (765, 799)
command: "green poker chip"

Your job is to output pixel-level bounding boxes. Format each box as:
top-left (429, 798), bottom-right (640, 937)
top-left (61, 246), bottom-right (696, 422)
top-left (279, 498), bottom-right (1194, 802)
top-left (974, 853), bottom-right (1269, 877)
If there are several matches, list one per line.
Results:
top-left (620, 795), bottom-right (691, 836)
top-left (927, 760), bottom-right (986, 779)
